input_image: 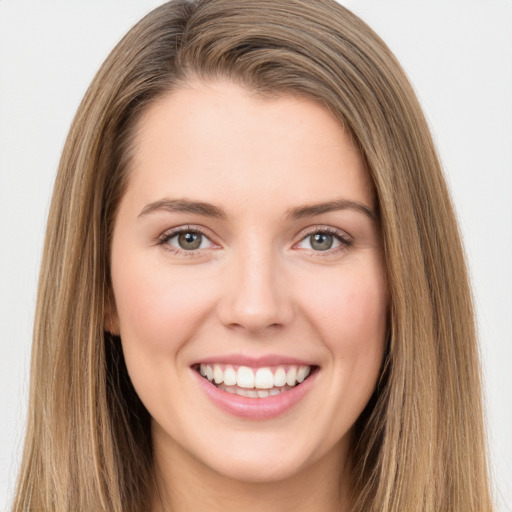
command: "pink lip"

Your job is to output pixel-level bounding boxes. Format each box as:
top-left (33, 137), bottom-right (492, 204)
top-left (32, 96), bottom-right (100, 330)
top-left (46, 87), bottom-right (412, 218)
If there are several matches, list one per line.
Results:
top-left (191, 354), bottom-right (314, 368)
top-left (192, 367), bottom-right (318, 420)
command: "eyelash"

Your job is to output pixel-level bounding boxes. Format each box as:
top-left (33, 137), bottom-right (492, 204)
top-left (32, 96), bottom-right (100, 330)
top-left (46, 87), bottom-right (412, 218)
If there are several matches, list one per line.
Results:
top-left (157, 225), bottom-right (353, 256)
top-left (157, 225), bottom-right (217, 257)
top-left (294, 227), bottom-right (353, 256)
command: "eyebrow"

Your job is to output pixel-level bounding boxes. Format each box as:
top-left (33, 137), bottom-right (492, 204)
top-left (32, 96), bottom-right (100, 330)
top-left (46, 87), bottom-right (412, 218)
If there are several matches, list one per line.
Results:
top-left (138, 197), bottom-right (376, 221)
top-left (286, 199), bottom-right (377, 220)
top-left (138, 198), bottom-right (227, 219)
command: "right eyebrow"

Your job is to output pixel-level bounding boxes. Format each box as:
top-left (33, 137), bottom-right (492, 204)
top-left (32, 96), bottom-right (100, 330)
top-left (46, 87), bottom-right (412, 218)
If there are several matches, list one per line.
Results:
top-left (138, 198), bottom-right (227, 219)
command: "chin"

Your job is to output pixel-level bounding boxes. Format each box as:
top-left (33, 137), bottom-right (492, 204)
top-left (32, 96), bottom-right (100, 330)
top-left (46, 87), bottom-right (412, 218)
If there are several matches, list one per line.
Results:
top-left (201, 449), bottom-right (313, 484)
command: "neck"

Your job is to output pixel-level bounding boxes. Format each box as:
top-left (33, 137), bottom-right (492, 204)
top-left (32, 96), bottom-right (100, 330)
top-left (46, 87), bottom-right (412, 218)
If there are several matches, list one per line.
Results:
top-left (150, 433), bottom-right (353, 512)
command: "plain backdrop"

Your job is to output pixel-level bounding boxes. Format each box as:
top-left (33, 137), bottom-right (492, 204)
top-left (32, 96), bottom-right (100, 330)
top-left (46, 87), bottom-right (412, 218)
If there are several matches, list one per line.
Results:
top-left (1, 1), bottom-right (511, 510)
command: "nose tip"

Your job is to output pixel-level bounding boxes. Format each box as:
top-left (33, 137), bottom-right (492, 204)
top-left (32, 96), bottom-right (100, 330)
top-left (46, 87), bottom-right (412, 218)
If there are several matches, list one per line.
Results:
top-left (225, 299), bottom-right (284, 333)
top-left (217, 258), bottom-right (293, 334)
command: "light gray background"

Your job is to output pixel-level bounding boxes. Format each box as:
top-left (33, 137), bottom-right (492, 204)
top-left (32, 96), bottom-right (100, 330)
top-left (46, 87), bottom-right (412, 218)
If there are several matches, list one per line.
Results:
top-left (1, 1), bottom-right (511, 510)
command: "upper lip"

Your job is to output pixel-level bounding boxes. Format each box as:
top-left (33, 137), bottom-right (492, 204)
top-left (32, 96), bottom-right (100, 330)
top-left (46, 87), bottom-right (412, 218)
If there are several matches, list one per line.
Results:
top-left (190, 354), bottom-right (317, 368)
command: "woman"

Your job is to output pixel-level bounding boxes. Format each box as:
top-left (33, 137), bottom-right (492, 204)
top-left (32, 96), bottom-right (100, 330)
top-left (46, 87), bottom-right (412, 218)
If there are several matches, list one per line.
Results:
top-left (11, 1), bottom-right (494, 511)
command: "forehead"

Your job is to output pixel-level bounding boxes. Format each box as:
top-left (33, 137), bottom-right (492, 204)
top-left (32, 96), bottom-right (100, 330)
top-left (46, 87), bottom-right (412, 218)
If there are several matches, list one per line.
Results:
top-left (124, 81), bottom-right (374, 215)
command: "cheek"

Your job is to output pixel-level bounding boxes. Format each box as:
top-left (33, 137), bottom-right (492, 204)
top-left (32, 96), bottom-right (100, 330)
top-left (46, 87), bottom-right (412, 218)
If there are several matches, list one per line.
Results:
top-left (110, 256), bottom-right (221, 421)
top-left (307, 268), bottom-right (387, 341)
top-left (302, 263), bottom-right (388, 432)
top-left (300, 261), bottom-right (388, 382)
top-left (110, 253), bottom-right (216, 358)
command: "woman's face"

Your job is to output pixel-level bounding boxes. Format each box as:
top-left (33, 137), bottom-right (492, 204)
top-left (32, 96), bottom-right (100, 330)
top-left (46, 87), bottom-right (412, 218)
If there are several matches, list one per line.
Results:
top-left (110, 81), bottom-right (388, 484)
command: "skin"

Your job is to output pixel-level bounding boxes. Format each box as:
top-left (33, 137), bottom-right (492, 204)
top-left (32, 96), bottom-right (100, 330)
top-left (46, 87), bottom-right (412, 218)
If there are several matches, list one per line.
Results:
top-left (110, 81), bottom-right (389, 512)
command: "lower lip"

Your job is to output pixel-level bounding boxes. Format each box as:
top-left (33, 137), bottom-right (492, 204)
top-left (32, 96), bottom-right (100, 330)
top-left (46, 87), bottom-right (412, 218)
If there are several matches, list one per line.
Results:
top-left (193, 369), bottom-right (318, 420)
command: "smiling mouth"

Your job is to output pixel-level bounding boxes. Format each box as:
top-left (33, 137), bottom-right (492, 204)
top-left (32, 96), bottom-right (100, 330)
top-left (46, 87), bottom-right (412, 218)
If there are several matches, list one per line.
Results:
top-left (193, 363), bottom-right (317, 398)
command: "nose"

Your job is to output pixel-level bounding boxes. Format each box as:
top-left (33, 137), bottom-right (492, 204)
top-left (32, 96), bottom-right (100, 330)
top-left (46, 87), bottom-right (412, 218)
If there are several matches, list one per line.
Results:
top-left (217, 245), bottom-right (294, 334)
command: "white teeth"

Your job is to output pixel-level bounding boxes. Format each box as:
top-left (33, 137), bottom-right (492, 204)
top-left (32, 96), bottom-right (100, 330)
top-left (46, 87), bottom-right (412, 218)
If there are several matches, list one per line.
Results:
top-left (286, 367), bottom-right (297, 386)
top-left (255, 368), bottom-right (274, 389)
top-left (213, 364), bottom-right (223, 384)
top-left (296, 365), bottom-right (310, 383)
top-left (237, 366), bottom-right (255, 389)
top-left (235, 388), bottom-right (258, 398)
top-left (199, 363), bottom-right (313, 390)
top-left (274, 366), bottom-right (287, 387)
top-left (223, 366), bottom-right (237, 386)
top-left (218, 384), bottom-right (290, 398)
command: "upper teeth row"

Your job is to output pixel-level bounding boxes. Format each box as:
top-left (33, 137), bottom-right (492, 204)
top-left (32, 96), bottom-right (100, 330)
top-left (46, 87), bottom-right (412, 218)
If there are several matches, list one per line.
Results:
top-left (199, 364), bottom-right (311, 389)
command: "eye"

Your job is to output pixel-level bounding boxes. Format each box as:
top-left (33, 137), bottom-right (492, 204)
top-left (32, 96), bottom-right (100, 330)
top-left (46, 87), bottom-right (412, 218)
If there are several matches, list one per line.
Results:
top-left (295, 228), bottom-right (351, 253)
top-left (159, 228), bottom-right (215, 252)
top-left (307, 232), bottom-right (338, 251)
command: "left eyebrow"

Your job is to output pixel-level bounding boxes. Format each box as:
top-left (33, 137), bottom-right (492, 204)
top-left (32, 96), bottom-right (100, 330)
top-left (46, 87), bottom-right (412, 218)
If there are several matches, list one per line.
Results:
top-left (286, 199), bottom-right (377, 220)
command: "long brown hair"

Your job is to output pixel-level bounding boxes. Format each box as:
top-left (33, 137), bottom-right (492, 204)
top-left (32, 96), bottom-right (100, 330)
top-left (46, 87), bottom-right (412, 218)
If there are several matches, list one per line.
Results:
top-left (12, 1), bottom-right (493, 510)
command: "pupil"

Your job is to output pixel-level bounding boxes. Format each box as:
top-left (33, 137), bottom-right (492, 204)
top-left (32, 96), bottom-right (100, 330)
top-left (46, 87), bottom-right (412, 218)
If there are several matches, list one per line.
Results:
top-left (178, 232), bottom-right (202, 250)
top-left (311, 233), bottom-right (333, 251)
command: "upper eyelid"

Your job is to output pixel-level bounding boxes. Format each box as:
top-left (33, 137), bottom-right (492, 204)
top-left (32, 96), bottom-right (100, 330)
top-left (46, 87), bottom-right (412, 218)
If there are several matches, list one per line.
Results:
top-left (295, 225), bottom-right (353, 241)
top-left (159, 224), bottom-right (215, 240)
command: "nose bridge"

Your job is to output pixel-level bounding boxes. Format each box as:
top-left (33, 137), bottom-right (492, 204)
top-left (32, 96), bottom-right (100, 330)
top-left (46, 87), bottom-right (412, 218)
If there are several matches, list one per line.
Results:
top-left (219, 240), bottom-right (292, 332)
